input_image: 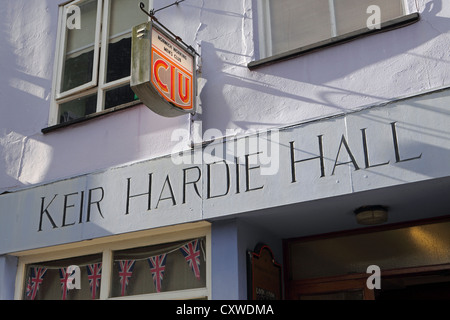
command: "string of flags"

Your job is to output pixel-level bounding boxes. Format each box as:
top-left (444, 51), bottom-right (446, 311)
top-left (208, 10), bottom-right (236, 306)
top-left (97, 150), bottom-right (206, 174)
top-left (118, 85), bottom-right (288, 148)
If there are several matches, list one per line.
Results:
top-left (25, 239), bottom-right (203, 300)
top-left (26, 267), bottom-right (47, 300)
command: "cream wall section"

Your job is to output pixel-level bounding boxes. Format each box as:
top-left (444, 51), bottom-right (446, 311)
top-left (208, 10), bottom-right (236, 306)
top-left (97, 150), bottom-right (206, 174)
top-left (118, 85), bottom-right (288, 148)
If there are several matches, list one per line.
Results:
top-left (1, 0), bottom-right (449, 194)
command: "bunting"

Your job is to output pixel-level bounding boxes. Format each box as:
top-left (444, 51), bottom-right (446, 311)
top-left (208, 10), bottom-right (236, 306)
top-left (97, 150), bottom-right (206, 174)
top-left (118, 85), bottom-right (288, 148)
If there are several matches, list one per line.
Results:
top-left (117, 260), bottom-right (136, 296)
top-left (25, 277), bottom-right (33, 299)
top-left (147, 254), bottom-right (167, 293)
top-left (59, 268), bottom-right (70, 300)
top-left (27, 267), bottom-right (47, 300)
top-left (86, 263), bottom-right (102, 299)
top-left (24, 239), bottom-right (203, 299)
top-left (180, 240), bottom-right (201, 280)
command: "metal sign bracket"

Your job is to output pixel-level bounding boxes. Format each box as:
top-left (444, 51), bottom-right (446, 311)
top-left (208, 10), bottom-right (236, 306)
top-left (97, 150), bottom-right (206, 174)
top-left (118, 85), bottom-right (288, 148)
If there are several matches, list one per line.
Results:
top-left (139, 1), bottom-right (199, 57)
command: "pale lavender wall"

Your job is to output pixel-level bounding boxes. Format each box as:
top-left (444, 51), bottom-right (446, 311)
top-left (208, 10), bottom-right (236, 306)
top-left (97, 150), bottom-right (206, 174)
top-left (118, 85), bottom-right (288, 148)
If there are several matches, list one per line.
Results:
top-left (211, 219), bottom-right (282, 299)
top-left (0, 1), bottom-right (190, 193)
top-left (1, 0), bottom-right (449, 194)
top-left (0, 255), bottom-right (17, 300)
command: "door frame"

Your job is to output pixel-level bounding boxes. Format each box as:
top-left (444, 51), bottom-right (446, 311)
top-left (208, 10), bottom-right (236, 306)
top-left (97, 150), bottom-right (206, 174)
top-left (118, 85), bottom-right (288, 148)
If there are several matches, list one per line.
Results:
top-left (286, 264), bottom-right (450, 300)
top-left (286, 273), bottom-right (374, 300)
top-left (283, 216), bottom-right (450, 300)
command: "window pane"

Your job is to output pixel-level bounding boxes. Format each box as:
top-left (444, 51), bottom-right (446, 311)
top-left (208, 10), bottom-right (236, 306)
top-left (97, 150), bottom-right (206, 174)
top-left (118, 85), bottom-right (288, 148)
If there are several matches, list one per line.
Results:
top-left (111, 238), bottom-right (207, 297)
top-left (107, 37), bottom-right (132, 83)
top-left (264, 0), bottom-right (405, 58)
top-left (62, 0), bottom-right (98, 92)
top-left (334, 0), bottom-right (404, 35)
top-left (106, 0), bottom-right (148, 83)
top-left (23, 254), bottom-right (102, 300)
top-left (62, 49), bottom-right (95, 92)
top-left (105, 85), bottom-right (138, 109)
top-left (59, 93), bottom-right (97, 123)
top-left (109, 0), bottom-right (147, 37)
top-left (269, 0), bottom-right (332, 55)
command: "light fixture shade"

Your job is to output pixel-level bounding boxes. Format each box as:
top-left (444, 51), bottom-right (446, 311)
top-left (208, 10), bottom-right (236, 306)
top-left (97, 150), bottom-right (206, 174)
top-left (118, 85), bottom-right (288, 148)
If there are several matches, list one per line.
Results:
top-left (354, 205), bottom-right (388, 225)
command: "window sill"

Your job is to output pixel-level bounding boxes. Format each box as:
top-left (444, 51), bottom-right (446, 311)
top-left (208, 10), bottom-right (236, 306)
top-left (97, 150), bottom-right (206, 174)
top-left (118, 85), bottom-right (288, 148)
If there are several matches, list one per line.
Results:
top-left (42, 100), bottom-right (142, 134)
top-left (248, 12), bottom-right (420, 70)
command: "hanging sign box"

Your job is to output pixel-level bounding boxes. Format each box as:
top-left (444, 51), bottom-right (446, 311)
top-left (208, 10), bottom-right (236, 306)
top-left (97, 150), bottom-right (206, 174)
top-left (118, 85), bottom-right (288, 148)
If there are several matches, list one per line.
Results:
top-left (131, 21), bottom-right (196, 117)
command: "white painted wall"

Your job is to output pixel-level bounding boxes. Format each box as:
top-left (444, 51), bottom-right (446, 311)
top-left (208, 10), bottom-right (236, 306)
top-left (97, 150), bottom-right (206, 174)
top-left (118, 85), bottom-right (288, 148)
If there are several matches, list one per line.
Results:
top-left (0, 0), bottom-right (449, 194)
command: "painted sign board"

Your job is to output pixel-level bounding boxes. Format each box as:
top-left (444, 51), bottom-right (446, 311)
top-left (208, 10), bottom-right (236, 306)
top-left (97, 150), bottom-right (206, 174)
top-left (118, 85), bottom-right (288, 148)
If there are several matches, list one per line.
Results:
top-left (131, 22), bottom-right (196, 117)
top-left (1, 89), bottom-right (450, 254)
top-left (248, 244), bottom-right (282, 300)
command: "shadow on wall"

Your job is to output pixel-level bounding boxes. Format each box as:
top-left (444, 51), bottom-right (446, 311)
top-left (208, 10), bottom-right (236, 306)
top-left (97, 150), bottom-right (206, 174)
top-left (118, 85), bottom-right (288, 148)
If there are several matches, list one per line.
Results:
top-left (0, 0), bottom-right (57, 193)
top-left (257, 0), bottom-right (449, 108)
top-left (0, 1), bottom-right (192, 194)
top-left (0, 1), bottom-right (55, 134)
top-left (198, 0), bottom-right (448, 134)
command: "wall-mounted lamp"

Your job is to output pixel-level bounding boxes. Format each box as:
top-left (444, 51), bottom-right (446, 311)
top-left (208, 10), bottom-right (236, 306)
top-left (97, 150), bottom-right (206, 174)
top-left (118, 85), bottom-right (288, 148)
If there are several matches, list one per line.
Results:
top-left (354, 205), bottom-right (388, 225)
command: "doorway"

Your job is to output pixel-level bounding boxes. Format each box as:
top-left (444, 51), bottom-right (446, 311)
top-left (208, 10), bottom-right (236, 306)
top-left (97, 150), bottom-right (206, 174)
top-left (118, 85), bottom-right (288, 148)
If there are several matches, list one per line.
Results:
top-left (285, 220), bottom-right (450, 300)
top-left (377, 269), bottom-right (450, 300)
top-left (288, 266), bottom-right (450, 300)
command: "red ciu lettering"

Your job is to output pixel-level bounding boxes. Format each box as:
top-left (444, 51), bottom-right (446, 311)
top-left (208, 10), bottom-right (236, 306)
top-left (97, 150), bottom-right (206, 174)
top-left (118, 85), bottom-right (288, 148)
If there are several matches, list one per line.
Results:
top-left (178, 72), bottom-right (191, 104)
top-left (153, 59), bottom-right (169, 93)
top-left (153, 58), bottom-right (192, 109)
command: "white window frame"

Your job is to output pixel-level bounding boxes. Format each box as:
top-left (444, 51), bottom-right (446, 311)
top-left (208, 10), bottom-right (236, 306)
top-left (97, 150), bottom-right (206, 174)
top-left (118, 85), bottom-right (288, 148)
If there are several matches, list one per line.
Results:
top-left (256, 0), bottom-right (415, 60)
top-left (48, 0), bottom-right (152, 126)
top-left (13, 222), bottom-right (211, 300)
top-left (55, 0), bottom-right (103, 101)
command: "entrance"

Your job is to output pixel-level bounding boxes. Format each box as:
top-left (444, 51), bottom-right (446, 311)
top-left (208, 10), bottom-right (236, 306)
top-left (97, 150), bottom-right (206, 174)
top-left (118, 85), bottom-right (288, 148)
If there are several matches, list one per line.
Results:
top-left (288, 266), bottom-right (450, 300)
top-left (378, 269), bottom-right (450, 300)
top-left (285, 220), bottom-right (450, 300)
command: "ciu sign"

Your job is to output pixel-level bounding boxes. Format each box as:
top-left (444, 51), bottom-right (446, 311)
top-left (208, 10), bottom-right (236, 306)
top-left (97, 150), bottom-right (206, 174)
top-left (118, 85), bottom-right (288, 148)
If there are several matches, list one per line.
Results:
top-left (131, 22), bottom-right (196, 117)
top-left (152, 27), bottom-right (194, 111)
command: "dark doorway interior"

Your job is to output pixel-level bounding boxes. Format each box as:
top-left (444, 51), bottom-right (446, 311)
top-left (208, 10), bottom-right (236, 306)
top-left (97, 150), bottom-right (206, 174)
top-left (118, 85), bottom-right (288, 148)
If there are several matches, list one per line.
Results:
top-left (377, 273), bottom-right (450, 300)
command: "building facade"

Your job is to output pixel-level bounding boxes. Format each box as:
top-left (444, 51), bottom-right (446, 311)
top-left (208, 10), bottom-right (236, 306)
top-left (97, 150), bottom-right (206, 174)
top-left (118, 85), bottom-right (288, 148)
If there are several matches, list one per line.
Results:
top-left (1, 0), bottom-right (450, 300)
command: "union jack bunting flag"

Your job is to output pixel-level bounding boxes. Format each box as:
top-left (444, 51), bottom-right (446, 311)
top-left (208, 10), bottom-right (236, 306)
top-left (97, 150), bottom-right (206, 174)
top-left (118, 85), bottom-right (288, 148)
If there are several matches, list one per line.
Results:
top-left (147, 254), bottom-right (167, 293)
top-left (117, 260), bottom-right (136, 296)
top-left (59, 268), bottom-right (70, 300)
top-left (25, 277), bottom-right (33, 299)
top-left (86, 263), bottom-right (102, 299)
top-left (27, 267), bottom-right (48, 300)
top-left (180, 240), bottom-right (201, 280)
